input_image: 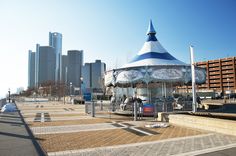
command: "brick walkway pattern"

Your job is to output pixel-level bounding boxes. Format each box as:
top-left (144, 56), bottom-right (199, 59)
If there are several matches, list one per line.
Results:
top-left (47, 133), bottom-right (236, 156)
top-left (17, 101), bottom-right (236, 156)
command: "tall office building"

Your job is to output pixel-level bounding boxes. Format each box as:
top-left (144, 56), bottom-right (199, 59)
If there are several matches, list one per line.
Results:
top-left (82, 60), bottom-right (106, 90)
top-left (67, 50), bottom-right (83, 88)
top-left (61, 55), bottom-right (68, 84)
top-left (82, 63), bottom-right (91, 89)
top-left (37, 46), bottom-right (56, 85)
top-left (28, 50), bottom-right (35, 88)
top-left (35, 44), bottom-right (40, 87)
top-left (91, 60), bottom-right (106, 89)
top-left (49, 32), bottom-right (62, 82)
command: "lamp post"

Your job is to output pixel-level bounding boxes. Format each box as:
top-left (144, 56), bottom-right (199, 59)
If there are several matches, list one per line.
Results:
top-left (70, 82), bottom-right (73, 96)
top-left (80, 77), bottom-right (83, 97)
top-left (8, 88), bottom-right (11, 103)
top-left (190, 45), bottom-right (197, 112)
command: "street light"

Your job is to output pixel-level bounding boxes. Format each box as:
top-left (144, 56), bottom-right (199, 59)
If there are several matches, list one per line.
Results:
top-left (80, 77), bottom-right (83, 94)
top-left (70, 82), bottom-right (73, 96)
top-left (8, 88), bottom-right (11, 103)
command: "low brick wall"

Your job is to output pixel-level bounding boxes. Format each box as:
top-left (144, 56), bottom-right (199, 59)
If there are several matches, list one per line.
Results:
top-left (169, 114), bottom-right (236, 136)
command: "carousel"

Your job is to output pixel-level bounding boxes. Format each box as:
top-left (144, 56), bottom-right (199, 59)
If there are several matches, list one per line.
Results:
top-left (105, 20), bottom-right (206, 114)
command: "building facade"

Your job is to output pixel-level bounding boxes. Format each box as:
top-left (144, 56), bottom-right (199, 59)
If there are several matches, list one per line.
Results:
top-left (67, 50), bottom-right (83, 88)
top-left (35, 44), bottom-right (40, 87)
top-left (82, 63), bottom-right (91, 89)
top-left (49, 32), bottom-right (62, 82)
top-left (37, 46), bottom-right (56, 85)
top-left (196, 57), bottom-right (236, 94)
top-left (82, 60), bottom-right (106, 91)
top-left (61, 55), bottom-right (68, 84)
top-left (28, 50), bottom-right (35, 88)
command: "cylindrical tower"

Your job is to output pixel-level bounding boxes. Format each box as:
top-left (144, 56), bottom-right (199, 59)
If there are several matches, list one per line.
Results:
top-left (49, 32), bottom-right (62, 82)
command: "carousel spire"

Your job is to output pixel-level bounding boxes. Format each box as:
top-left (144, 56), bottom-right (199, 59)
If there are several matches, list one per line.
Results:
top-left (146, 19), bottom-right (156, 35)
top-left (146, 20), bottom-right (157, 42)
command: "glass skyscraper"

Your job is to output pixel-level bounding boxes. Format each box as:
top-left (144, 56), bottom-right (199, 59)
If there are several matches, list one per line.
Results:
top-left (61, 55), bottom-right (68, 84)
top-left (38, 46), bottom-right (56, 84)
top-left (67, 50), bottom-right (83, 88)
top-left (82, 60), bottom-right (106, 90)
top-left (28, 50), bottom-right (35, 88)
top-left (35, 44), bottom-right (40, 87)
top-left (49, 32), bottom-right (62, 82)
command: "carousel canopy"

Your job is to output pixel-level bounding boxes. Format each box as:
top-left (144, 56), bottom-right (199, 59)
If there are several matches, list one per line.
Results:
top-left (105, 20), bottom-right (206, 87)
top-left (123, 20), bottom-right (185, 68)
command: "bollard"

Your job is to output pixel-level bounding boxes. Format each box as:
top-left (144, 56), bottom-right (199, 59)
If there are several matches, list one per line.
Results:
top-left (112, 102), bottom-right (115, 112)
top-left (154, 103), bottom-right (158, 120)
top-left (100, 100), bottom-right (103, 111)
top-left (85, 102), bottom-right (88, 114)
top-left (91, 101), bottom-right (95, 117)
top-left (134, 101), bottom-right (137, 121)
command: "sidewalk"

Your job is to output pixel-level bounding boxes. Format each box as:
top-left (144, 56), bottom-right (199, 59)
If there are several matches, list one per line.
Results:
top-left (0, 110), bottom-right (46, 156)
top-left (17, 101), bottom-right (236, 156)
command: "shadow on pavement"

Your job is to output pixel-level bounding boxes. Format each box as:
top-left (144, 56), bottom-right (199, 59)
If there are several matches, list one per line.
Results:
top-left (0, 131), bottom-right (44, 141)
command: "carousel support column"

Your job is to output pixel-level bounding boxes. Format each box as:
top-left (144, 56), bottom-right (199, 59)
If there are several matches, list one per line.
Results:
top-left (126, 87), bottom-right (129, 97)
top-left (161, 82), bottom-right (164, 97)
top-left (134, 99), bottom-right (137, 121)
top-left (161, 82), bottom-right (166, 112)
top-left (133, 84), bottom-right (137, 121)
top-left (164, 82), bottom-right (167, 98)
top-left (164, 82), bottom-right (167, 112)
top-left (190, 45), bottom-right (197, 112)
top-left (147, 83), bottom-right (150, 102)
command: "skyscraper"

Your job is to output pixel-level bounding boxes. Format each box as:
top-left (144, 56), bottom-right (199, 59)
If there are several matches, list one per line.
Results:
top-left (82, 63), bottom-right (91, 89)
top-left (91, 60), bottom-right (106, 89)
top-left (35, 44), bottom-right (40, 87)
top-left (49, 32), bottom-right (62, 82)
top-left (82, 60), bottom-right (106, 90)
top-left (67, 50), bottom-right (83, 89)
top-left (61, 55), bottom-right (68, 84)
top-left (37, 46), bottom-right (56, 85)
top-left (28, 50), bottom-right (35, 88)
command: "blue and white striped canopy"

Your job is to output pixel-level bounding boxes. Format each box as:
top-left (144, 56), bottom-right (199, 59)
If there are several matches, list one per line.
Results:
top-left (123, 20), bottom-right (185, 68)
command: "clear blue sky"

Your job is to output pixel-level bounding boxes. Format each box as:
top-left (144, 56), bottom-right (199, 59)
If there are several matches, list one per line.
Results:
top-left (0, 0), bottom-right (235, 98)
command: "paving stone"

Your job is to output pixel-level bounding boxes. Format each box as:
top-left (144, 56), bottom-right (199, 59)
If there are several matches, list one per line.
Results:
top-left (17, 102), bottom-right (236, 156)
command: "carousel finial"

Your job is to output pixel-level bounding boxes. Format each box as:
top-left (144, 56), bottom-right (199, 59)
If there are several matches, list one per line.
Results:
top-left (146, 19), bottom-right (156, 35)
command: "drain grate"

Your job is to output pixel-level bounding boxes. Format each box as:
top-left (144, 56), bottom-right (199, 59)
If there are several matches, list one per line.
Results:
top-left (33, 112), bottom-right (51, 122)
top-left (135, 127), bottom-right (159, 135)
top-left (122, 123), bottom-right (135, 127)
top-left (34, 113), bottom-right (41, 122)
top-left (111, 123), bottom-right (125, 127)
top-left (123, 128), bottom-right (147, 136)
top-left (44, 113), bottom-right (51, 122)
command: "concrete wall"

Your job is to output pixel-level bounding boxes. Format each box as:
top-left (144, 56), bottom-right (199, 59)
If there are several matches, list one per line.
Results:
top-left (169, 114), bottom-right (236, 136)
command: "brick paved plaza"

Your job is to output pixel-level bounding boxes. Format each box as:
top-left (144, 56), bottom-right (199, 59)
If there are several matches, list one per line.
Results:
top-left (17, 101), bottom-right (236, 156)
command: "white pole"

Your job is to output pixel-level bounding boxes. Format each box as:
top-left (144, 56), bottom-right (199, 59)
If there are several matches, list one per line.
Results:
top-left (190, 45), bottom-right (197, 112)
top-left (164, 82), bottom-right (167, 98)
